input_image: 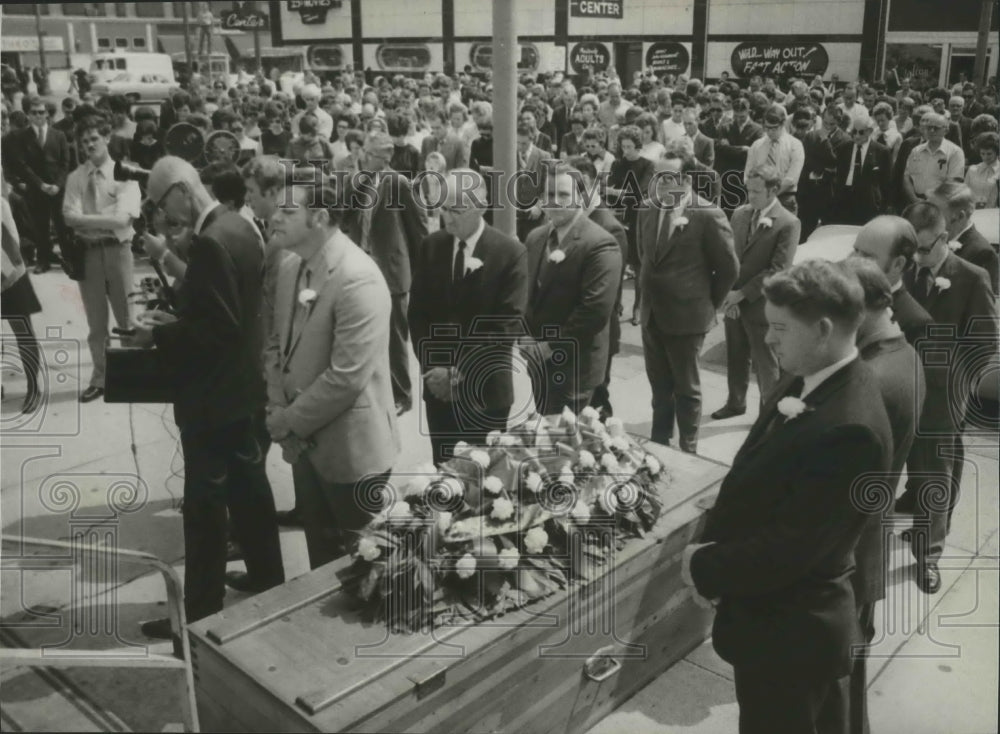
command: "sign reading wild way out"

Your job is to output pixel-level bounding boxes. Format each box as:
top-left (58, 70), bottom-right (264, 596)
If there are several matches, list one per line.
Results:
top-left (569, 42), bottom-right (611, 73)
top-left (730, 42), bottom-right (829, 77)
top-left (570, 0), bottom-right (624, 19)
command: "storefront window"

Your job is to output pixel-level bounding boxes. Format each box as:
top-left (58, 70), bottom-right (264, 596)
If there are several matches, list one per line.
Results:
top-left (885, 43), bottom-right (942, 90)
top-left (135, 3), bottom-right (165, 18)
top-left (4, 3), bottom-right (50, 15)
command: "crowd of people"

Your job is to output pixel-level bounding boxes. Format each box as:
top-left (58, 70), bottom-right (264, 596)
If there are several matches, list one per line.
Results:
top-left (1, 61), bottom-right (999, 734)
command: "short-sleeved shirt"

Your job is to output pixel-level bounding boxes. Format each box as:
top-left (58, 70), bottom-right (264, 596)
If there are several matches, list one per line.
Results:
top-left (62, 156), bottom-right (141, 242)
top-left (905, 139), bottom-right (966, 197)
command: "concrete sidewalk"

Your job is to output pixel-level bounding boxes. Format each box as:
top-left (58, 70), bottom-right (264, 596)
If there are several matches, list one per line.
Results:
top-left (1, 266), bottom-right (997, 732)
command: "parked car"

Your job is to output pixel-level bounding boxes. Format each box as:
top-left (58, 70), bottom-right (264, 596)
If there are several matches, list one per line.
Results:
top-left (89, 52), bottom-right (180, 103)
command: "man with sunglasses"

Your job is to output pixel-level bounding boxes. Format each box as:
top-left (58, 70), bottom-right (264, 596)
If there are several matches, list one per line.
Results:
top-left (902, 112), bottom-right (966, 206)
top-left (744, 105), bottom-right (804, 215)
top-left (830, 115), bottom-right (891, 225)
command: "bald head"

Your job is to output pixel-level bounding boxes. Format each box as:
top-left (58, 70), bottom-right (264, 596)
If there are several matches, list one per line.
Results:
top-left (146, 156), bottom-right (206, 205)
top-left (852, 215), bottom-right (918, 286)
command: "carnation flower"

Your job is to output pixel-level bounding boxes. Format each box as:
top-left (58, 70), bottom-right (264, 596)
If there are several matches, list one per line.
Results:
top-left (525, 471), bottom-right (543, 493)
top-left (577, 450), bottom-right (596, 469)
top-left (934, 276), bottom-right (951, 291)
top-left (483, 476), bottom-right (504, 495)
top-left (498, 547), bottom-right (520, 570)
top-left (601, 453), bottom-right (620, 473)
top-left (469, 449), bottom-right (491, 469)
top-left (357, 537), bottom-right (381, 561)
top-left (758, 216), bottom-right (773, 228)
top-left (606, 417), bottom-right (625, 437)
top-left (491, 497), bottom-right (515, 521)
top-left (644, 455), bottom-right (662, 476)
top-left (674, 215), bottom-right (689, 230)
top-left (298, 288), bottom-right (317, 306)
top-left (570, 500), bottom-right (592, 522)
top-left (498, 434), bottom-right (519, 447)
top-left (454, 440), bottom-right (471, 455)
top-left (548, 249), bottom-right (566, 263)
top-left (579, 406), bottom-right (600, 424)
top-left (465, 256), bottom-right (484, 274)
top-left (776, 396), bottom-right (808, 419)
top-left (455, 553), bottom-right (477, 579)
top-left (524, 527), bottom-right (549, 554)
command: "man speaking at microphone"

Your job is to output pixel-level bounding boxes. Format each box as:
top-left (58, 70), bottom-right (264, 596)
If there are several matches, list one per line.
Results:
top-left (131, 156), bottom-right (285, 641)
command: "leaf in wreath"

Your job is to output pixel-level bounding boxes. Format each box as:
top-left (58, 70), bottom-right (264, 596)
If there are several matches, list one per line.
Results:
top-left (516, 568), bottom-right (552, 599)
top-left (359, 564), bottom-right (384, 601)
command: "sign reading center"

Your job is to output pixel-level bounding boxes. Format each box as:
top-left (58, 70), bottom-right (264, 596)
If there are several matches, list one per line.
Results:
top-left (570, 0), bottom-right (624, 19)
top-left (569, 42), bottom-right (611, 74)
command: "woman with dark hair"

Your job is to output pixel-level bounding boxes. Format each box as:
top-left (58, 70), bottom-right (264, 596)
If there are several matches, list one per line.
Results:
top-left (129, 119), bottom-right (166, 172)
top-left (965, 132), bottom-right (1000, 208)
top-left (286, 114), bottom-right (334, 171)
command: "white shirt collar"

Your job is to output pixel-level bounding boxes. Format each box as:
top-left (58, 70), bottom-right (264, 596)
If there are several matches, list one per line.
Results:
top-left (195, 201), bottom-right (220, 235)
top-left (454, 217), bottom-right (486, 258)
top-left (757, 197), bottom-right (779, 218)
top-left (801, 349), bottom-right (859, 400)
top-left (85, 155), bottom-right (115, 178)
top-left (890, 279), bottom-right (903, 293)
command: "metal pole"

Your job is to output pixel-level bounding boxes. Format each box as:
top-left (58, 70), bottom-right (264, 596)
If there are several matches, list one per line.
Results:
top-left (973, 0), bottom-right (993, 87)
top-left (253, 0), bottom-right (262, 73)
top-left (182, 1), bottom-right (193, 77)
top-left (34, 2), bottom-right (48, 94)
top-left (491, 0), bottom-right (518, 239)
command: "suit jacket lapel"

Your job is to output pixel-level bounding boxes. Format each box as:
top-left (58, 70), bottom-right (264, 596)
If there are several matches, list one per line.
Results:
top-left (283, 234), bottom-right (347, 365)
top-left (530, 222), bottom-right (554, 306)
top-left (923, 253), bottom-right (958, 310)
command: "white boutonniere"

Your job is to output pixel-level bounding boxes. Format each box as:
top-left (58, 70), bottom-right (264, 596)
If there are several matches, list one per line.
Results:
top-left (674, 215), bottom-right (690, 231)
top-left (776, 396), bottom-right (809, 420)
top-left (934, 276), bottom-right (951, 291)
top-left (298, 288), bottom-right (318, 307)
top-left (947, 240), bottom-right (962, 252)
top-left (465, 256), bottom-right (484, 275)
top-left (758, 216), bottom-right (773, 228)
top-left (548, 249), bottom-right (566, 264)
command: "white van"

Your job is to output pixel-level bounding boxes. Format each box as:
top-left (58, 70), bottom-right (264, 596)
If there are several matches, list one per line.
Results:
top-left (89, 51), bottom-right (179, 102)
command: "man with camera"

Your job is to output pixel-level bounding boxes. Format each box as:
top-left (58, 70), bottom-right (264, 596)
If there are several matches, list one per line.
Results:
top-left (62, 113), bottom-right (140, 404)
top-left (408, 168), bottom-right (529, 465)
top-left (131, 156), bottom-right (285, 639)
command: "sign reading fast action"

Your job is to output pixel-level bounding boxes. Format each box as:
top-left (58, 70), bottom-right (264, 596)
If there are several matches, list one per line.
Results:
top-left (570, 0), bottom-right (624, 19)
top-left (730, 42), bottom-right (830, 78)
top-left (569, 42), bottom-right (611, 73)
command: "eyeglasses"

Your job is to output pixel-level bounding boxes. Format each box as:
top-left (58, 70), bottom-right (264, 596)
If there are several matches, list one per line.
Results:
top-left (763, 123), bottom-right (782, 131)
top-left (29, 109), bottom-right (47, 116)
top-left (851, 129), bottom-right (871, 136)
top-left (153, 181), bottom-right (186, 212)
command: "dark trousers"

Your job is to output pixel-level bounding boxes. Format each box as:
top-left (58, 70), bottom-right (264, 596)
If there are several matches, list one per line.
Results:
top-left (723, 308), bottom-right (780, 410)
top-left (798, 181), bottom-right (831, 242)
top-left (528, 359), bottom-right (594, 417)
top-left (818, 601), bottom-right (875, 734)
top-left (180, 418), bottom-right (285, 622)
top-left (902, 431), bottom-right (964, 561)
top-left (292, 461), bottom-right (389, 570)
top-left (734, 665), bottom-right (845, 734)
top-left (642, 315), bottom-right (705, 452)
top-left (4, 315), bottom-right (40, 397)
top-left (389, 292), bottom-right (412, 408)
top-left (424, 393), bottom-right (509, 466)
top-left (24, 192), bottom-right (56, 266)
top-left (589, 349), bottom-right (616, 416)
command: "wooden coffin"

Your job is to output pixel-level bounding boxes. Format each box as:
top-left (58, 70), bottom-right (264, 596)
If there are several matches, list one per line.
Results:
top-left (187, 442), bottom-right (727, 733)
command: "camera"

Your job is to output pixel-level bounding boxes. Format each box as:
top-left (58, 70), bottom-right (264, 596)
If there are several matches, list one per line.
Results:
top-left (113, 159), bottom-right (150, 187)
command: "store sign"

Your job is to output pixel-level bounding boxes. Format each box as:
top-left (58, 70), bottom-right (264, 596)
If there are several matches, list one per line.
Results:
top-left (569, 42), bottom-right (611, 74)
top-left (469, 43), bottom-right (540, 72)
top-left (287, 0), bottom-right (342, 25)
top-left (221, 10), bottom-right (270, 31)
top-left (1, 36), bottom-right (65, 53)
top-left (645, 42), bottom-right (689, 75)
top-left (731, 42), bottom-right (829, 78)
top-left (570, 0), bottom-right (623, 19)
top-left (308, 44), bottom-right (345, 70)
top-left (376, 44), bottom-right (431, 71)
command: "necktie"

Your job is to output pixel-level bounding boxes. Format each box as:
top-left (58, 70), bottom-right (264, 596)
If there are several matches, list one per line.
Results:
top-left (657, 209), bottom-right (672, 250)
top-left (750, 208), bottom-right (761, 234)
top-left (36, 126), bottom-right (45, 148)
top-left (453, 239), bottom-right (466, 286)
top-left (766, 141), bottom-right (777, 168)
top-left (536, 230), bottom-right (558, 289)
top-left (84, 169), bottom-right (100, 214)
top-left (284, 260), bottom-right (308, 356)
top-left (848, 145), bottom-right (863, 187)
top-left (915, 266), bottom-right (933, 299)
top-left (877, 133), bottom-right (887, 146)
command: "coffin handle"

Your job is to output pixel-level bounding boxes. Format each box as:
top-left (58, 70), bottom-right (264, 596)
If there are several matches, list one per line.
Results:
top-left (583, 645), bottom-right (622, 683)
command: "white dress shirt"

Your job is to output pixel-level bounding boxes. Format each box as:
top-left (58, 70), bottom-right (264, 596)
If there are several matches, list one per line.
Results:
top-left (453, 217), bottom-right (485, 273)
top-left (745, 131), bottom-right (805, 192)
top-left (845, 140), bottom-right (870, 187)
top-left (801, 349), bottom-right (859, 400)
top-left (62, 156), bottom-right (141, 243)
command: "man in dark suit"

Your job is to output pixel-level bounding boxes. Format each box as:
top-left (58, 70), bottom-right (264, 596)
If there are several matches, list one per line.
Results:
top-left (929, 181), bottom-right (999, 294)
top-left (12, 95), bottom-right (70, 273)
top-left (715, 98), bottom-right (764, 213)
top-left (344, 132), bottom-right (428, 415)
top-left (521, 162), bottom-right (622, 415)
top-left (683, 109), bottom-right (715, 169)
top-left (409, 168), bottom-right (529, 465)
top-left (851, 215), bottom-right (934, 347)
top-left (714, 165), bottom-right (800, 419)
top-left (420, 110), bottom-right (468, 171)
top-left (899, 202), bottom-right (997, 593)
top-left (638, 153), bottom-right (739, 452)
top-left (831, 116), bottom-right (892, 225)
top-left (570, 156), bottom-right (629, 418)
top-left (514, 123), bottom-right (550, 243)
top-left (683, 259), bottom-right (893, 734)
top-left (829, 256), bottom-right (926, 734)
top-left (793, 107), bottom-right (837, 241)
top-left (133, 156), bottom-right (285, 640)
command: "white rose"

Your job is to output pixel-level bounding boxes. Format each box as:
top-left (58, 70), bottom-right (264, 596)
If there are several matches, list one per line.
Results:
top-left (606, 417), bottom-right (625, 437)
top-left (469, 449), bottom-right (491, 469)
top-left (454, 440), bottom-right (471, 455)
top-left (570, 500), bottom-right (592, 522)
top-left (524, 527), bottom-right (549, 554)
top-left (357, 537), bottom-right (381, 561)
top-left (934, 276), bottom-right (951, 291)
top-left (644, 454), bottom-right (662, 476)
top-left (455, 553), bottom-right (477, 579)
top-left (577, 450), bottom-right (596, 469)
top-left (498, 547), bottom-right (520, 570)
top-left (483, 475), bottom-right (504, 495)
top-left (601, 453), bottom-right (620, 473)
top-left (525, 471), bottom-right (543, 493)
top-left (465, 256), bottom-right (484, 274)
top-left (491, 497), bottom-right (515, 521)
top-left (579, 406), bottom-right (600, 424)
top-left (758, 216), bottom-right (773, 228)
top-left (548, 249), bottom-right (566, 263)
top-left (298, 288), bottom-right (318, 306)
top-left (776, 396), bottom-right (808, 419)
top-left (674, 215), bottom-right (690, 229)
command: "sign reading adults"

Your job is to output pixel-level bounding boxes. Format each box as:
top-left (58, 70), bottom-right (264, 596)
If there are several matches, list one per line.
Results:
top-left (646, 42), bottom-right (690, 75)
top-left (570, 0), bottom-right (624, 19)
top-left (731, 42), bottom-right (829, 78)
top-left (570, 42), bottom-right (611, 74)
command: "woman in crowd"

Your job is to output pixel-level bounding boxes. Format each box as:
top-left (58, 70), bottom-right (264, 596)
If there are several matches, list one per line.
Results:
top-left (965, 132), bottom-right (1000, 208)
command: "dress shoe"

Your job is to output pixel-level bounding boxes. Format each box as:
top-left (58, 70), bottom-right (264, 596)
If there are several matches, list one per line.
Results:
top-left (916, 560), bottom-right (942, 594)
top-left (32, 263), bottom-right (51, 274)
top-left (276, 507), bottom-right (303, 528)
top-left (226, 540), bottom-right (244, 561)
top-left (630, 309), bottom-right (640, 326)
top-left (225, 570), bottom-right (270, 594)
top-left (894, 493), bottom-right (916, 515)
top-left (711, 405), bottom-right (747, 420)
top-left (80, 386), bottom-right (104, 403)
